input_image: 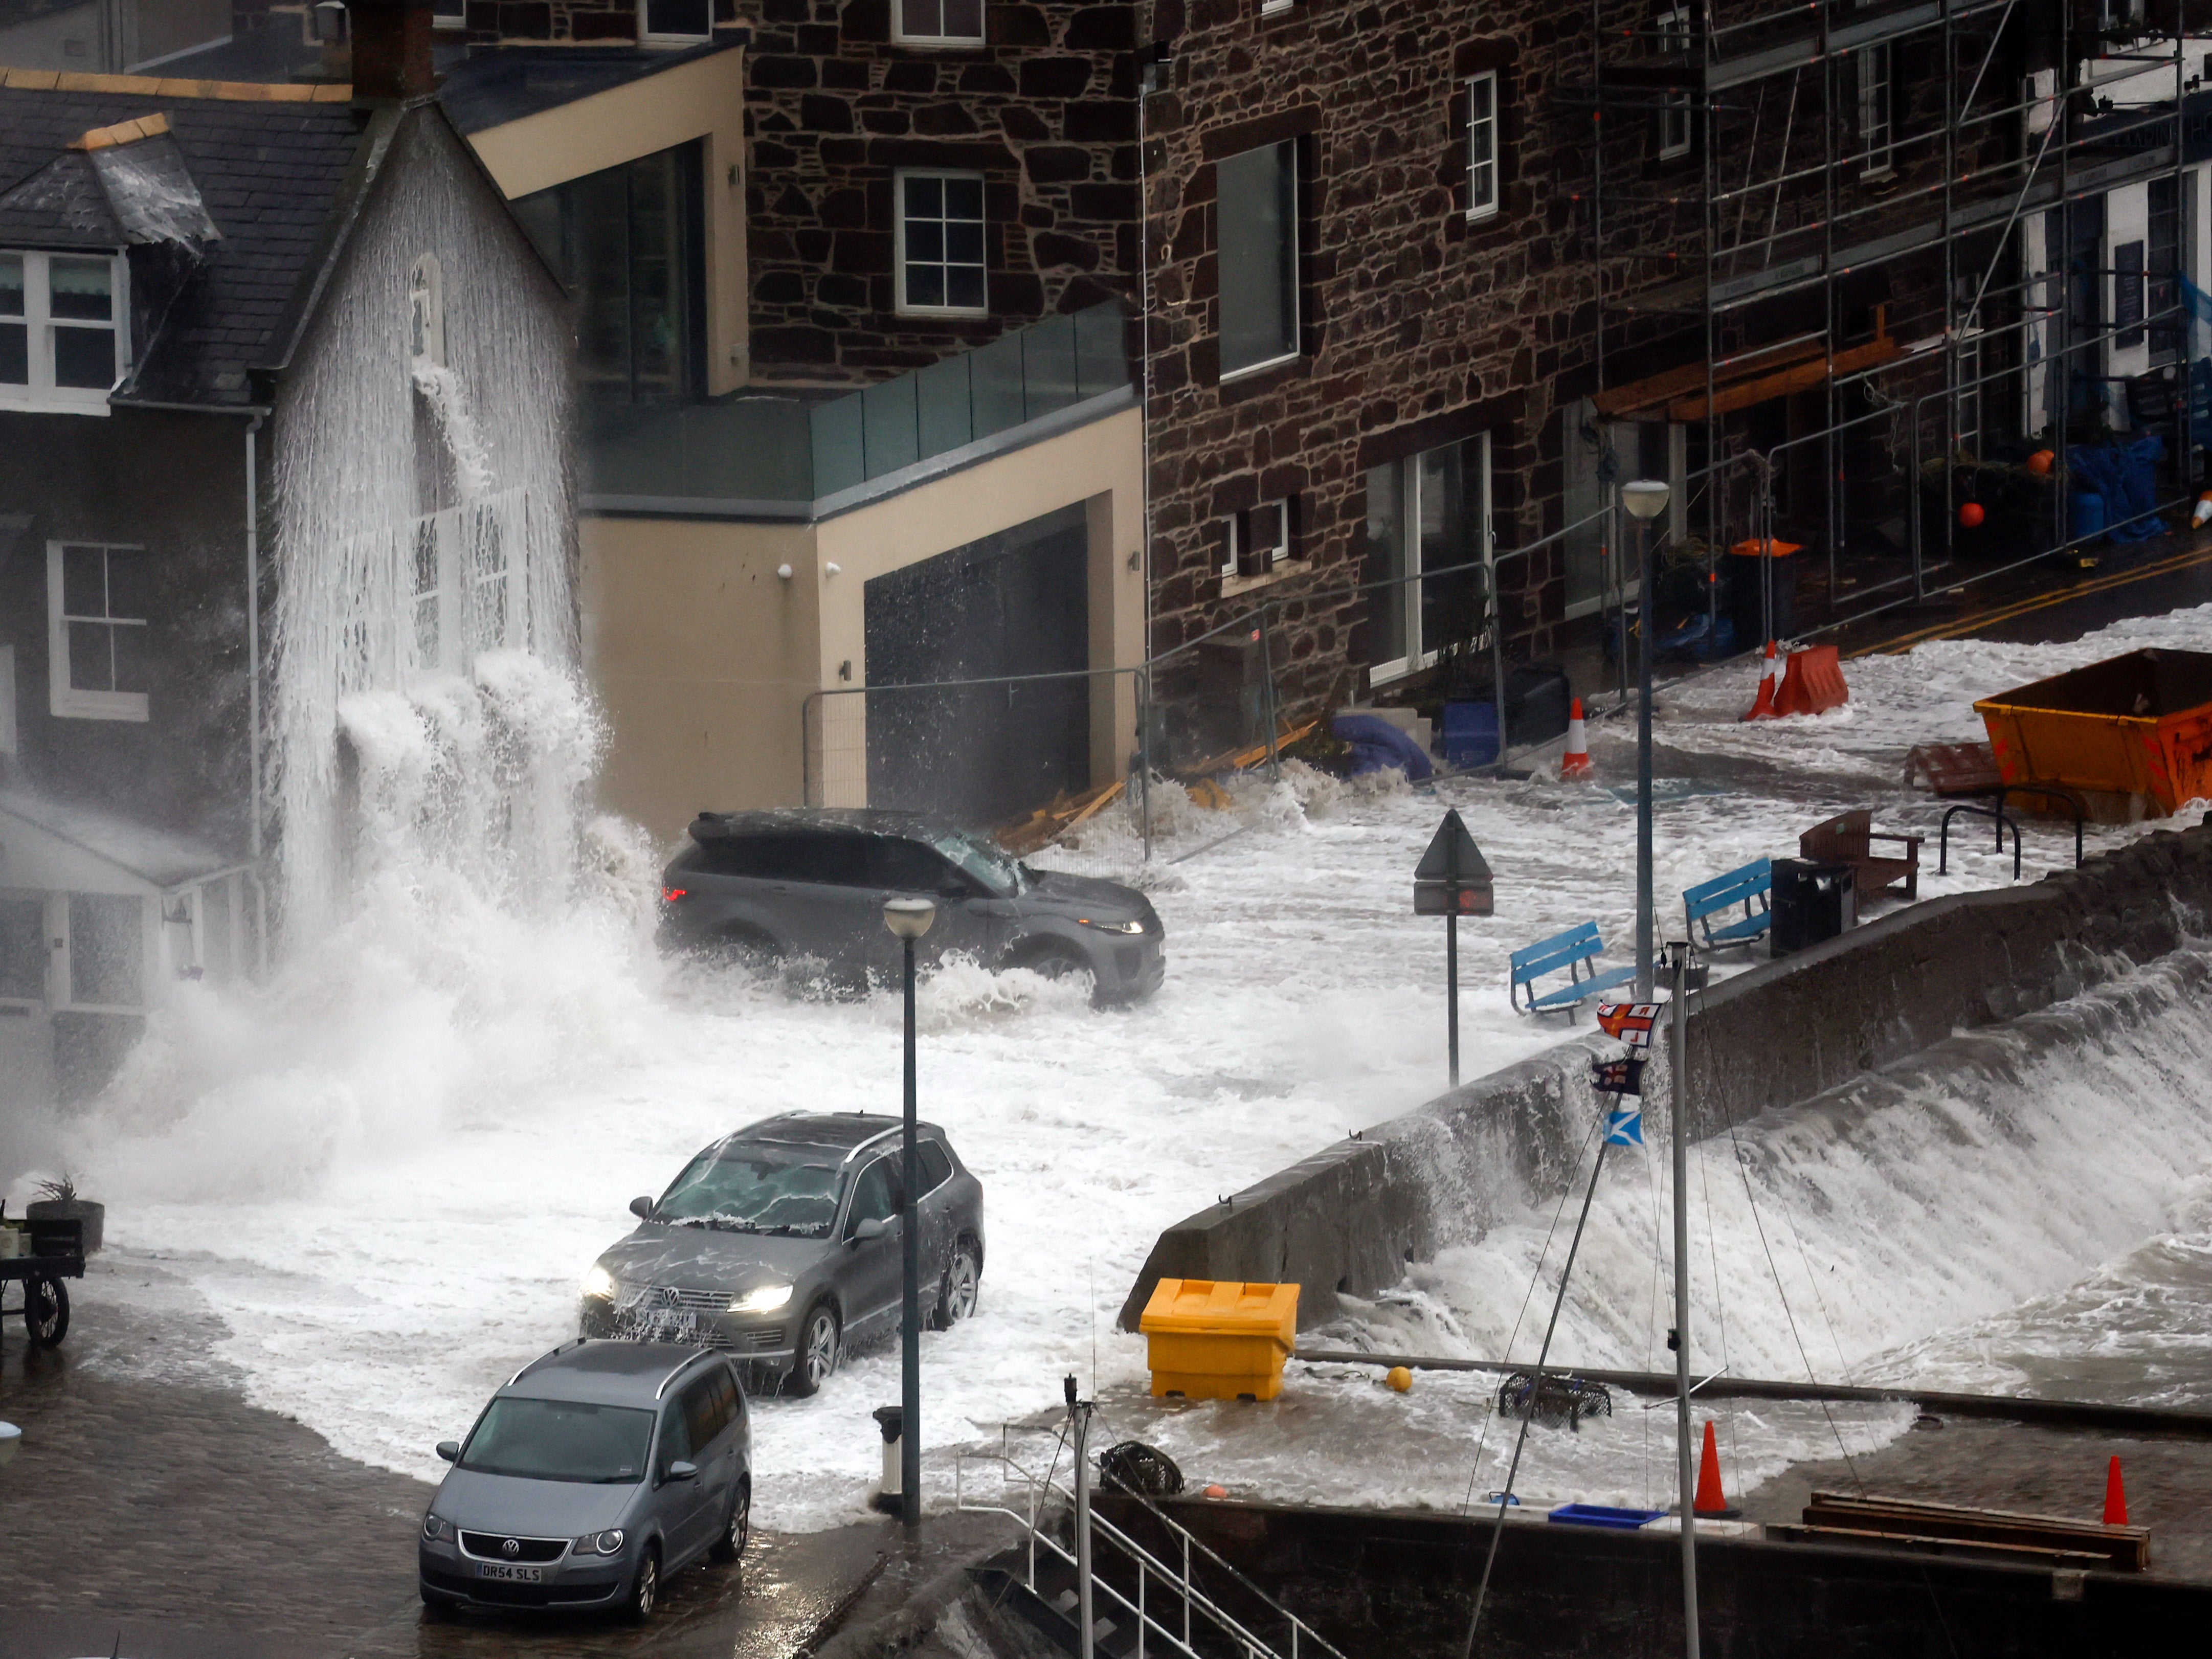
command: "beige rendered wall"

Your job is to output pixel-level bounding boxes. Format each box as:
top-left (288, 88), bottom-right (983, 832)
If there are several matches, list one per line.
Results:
top-left (810, 403), bottom-right (1146, 809)
top-left (464, 46), bottom-right (750, 393)
top-left (580, 517), bottom-right (816, 845)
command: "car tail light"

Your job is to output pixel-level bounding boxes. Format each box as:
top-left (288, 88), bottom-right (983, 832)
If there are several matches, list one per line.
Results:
top-left (661, 886), bottom-right (688, 903)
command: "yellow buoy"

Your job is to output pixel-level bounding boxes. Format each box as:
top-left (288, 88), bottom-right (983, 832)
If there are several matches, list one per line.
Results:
top-left (1386, 1365), bottom-right (1414, 1393)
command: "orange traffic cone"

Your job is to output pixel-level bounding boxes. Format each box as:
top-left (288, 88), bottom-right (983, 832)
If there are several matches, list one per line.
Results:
top-left (1694, 1420), bottom-right (1740, 1517)
top-left (1561, 698), bottom-right (1592, 777)
top-left (2103, 1455), bottom-right (2129, 1526)
top-left (1741, 642), bottom-right (1779, 722)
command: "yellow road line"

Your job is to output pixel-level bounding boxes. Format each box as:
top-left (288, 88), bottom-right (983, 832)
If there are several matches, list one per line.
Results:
top-left (1851, 542), bottom-right (2212, 656)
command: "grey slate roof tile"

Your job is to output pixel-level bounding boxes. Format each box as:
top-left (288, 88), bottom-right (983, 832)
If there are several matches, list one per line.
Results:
top-left (0, 86), bottom-right (364, 408)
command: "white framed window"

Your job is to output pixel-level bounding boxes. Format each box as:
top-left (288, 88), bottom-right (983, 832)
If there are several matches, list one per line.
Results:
top-left (1364, 434), bottom-right (1491, 684)
top-left (1218, 140), bottom-right (1300, 377)
top-left (1657, 9), bottom-right (1692, 159)
top-left (638, 0), bottom-right (711, 43)
top-left (1857, 43), bottom-right (1892, 176)
top-left (408, 253), bottom-right (445, 366)
top-left (432, 1), bottom-right (468, 27)
top-left (1260, 0), bottom-right (1297, 14)
top-left (0, 251), bottom-right (127, 414)
top-left (1952, 330), bottom-right (1983, 459)
top-left (0, 889), bottom-right (44, 1007)
top-left (1215, 499), bottom-right (1292, 579)
top-left (895, 171), bottom-right (988, 316)
top-left (1466, 72), bottom-right (1500, 220)
top-left (48, 542), bottom-right (149, 722)
top-left (894, 0), bottom-right (985, 43)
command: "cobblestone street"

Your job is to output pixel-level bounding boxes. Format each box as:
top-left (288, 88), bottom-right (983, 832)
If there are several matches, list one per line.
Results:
top-left (0, 1260), bottom-right (1011, 1659)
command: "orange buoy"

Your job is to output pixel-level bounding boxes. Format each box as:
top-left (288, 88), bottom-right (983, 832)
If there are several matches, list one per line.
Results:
top-left (2026, 450), bottom-right (2055, 476)
top-left (1959, 501), bottom-right (1985, 529)
top-left (1385, 1365), bottom-right (1414, 1393)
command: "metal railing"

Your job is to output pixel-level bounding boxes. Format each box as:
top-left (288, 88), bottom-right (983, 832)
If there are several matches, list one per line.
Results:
top-left (956, 1427), bottom-right (1349, 1659)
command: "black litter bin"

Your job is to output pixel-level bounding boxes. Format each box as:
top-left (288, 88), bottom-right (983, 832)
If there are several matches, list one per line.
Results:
top-left (1728, 542), bottom-right (1798, 649)
top-left (1770, 858), bottom-right (1856, 957)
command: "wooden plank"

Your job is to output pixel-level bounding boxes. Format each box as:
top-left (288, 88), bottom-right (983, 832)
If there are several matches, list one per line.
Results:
top-left (1592, 337), bottom-right (1826, 418)
top-left (1769, 1523), bottom-right (2115, 1569)
top-left (1667, 334), bottom-right (1905, 422)
top-left (1804, 1491), bottom-right (2149, 1571)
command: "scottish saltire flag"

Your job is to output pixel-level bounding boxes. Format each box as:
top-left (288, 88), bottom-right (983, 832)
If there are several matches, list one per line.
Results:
top-left (1604, 1109), bottom-right (1645, 1146)
top-left (1595, 1002), bottom-right (1659, 1049)
top-left (1591, 1056), bottom-right (1644, 1096)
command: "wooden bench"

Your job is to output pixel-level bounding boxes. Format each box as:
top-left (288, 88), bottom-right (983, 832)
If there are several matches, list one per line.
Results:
top-left (1800, 809), bottom-right (1921, 902)
top-left (1510, 921), bottom-right (1637, 1017)
top-left (1683, 857), bottom-right (1772, 951)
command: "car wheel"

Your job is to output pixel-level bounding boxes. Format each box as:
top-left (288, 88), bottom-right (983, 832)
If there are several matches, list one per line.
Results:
top-left (786, 1302), bottom-right (840, 1397)
top-left (1019, 944), bottom-right (1094, 991)
top-left (706, 926), bottom-right (781, 976)
top-left (624, 1543), bottom-right (660, 1624)
top-left (710, 1478), bottom-right (751, 1563)
top-left (931, 1240), bottom-right (981, 1330)
top-left (26, 1276), bottom-right (68, 1348)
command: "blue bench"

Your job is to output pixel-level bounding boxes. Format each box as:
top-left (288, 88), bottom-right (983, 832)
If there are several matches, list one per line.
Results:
top-left (1510, 922), bottom-right (1637, 1017)
top-left (1683, 857), bottom-right (1772, 951)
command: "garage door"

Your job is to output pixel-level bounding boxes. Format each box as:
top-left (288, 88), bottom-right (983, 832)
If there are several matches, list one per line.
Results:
top-left (862, 503), bottom-right (1089, 828)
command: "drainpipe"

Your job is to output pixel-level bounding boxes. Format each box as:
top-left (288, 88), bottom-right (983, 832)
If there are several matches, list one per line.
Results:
top-left (244, 411), bottom-right (269, 978)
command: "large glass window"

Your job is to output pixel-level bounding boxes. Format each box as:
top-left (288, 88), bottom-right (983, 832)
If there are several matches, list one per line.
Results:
top-left (896, 0), bottom-right (984, 42)
top-left (0, 250), bottom-right (125, 412)
top-left (2149, 172), bottom-right (2186, 366)
top-left (511, 143), bottom-right (703, 408)
top-left (460, 1398), bottom-right (654, 1485)
top-left (1656, 10), bottom-right (1691, 159)
top-left (1857, 42), bottom-right (1892, 175)
top-left (896, 171), bottom-right (988, 315)
top-left (1218, 140), bottom-right (1299, 376)
top-left (1362, 436), bottom-right (1491, 683)
top-left (653, 1142), bottom-right (845, 1237)
top-left (0, 894), bottom-right (44, 1003)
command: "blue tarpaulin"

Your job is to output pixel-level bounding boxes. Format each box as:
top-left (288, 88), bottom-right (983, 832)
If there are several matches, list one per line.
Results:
top-left (2065, 435), bottom-right (2165, 543)
top-left (1331, 714), bottom-right (1435, 780)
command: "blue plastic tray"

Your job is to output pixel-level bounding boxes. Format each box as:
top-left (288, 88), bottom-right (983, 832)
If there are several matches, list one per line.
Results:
top-left (1547, 1504), bottom-right (1665, 1530)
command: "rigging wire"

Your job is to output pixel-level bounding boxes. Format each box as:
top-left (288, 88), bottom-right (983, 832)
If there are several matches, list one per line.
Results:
top-left (1770, 1157), bottom-right (1889, 1469)
top-left (1458, 1111), bottom-right (1605, 1518)
top-left (1723, 1121), bottom-right (1865, 1493)
top-left (1460, 1134), bottom-right (1615, 1659)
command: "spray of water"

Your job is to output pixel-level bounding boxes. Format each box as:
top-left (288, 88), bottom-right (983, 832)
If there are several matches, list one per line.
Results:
top-left (269, 113), bottom-right (578, 939)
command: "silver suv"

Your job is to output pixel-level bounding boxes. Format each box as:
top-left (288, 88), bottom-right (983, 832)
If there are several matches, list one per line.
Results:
top-left (579, 1112), bottom-right (985, 1397)
top-left (418, 1341), bottom-right (750, 1623)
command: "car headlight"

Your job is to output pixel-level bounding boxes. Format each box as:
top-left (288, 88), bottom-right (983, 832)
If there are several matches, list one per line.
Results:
top-left (1077, 917), bottom-right (1146, 934)
top-left (422, 1513), bottom-right (455, 1543)
top-left (581, 1264), bottom-right (617, 1301)
top-left (578, 1528), bottom-right (625, 1555)
top-left (729, 1283), bottom-right (793, 1315)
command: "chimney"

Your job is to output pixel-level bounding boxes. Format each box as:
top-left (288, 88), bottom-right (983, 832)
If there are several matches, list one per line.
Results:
top-left (347, 0), bottom-right (435, 104)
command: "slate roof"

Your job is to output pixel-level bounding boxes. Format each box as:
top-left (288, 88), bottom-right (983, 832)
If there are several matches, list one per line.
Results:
top-left (0, 75), bottom-right (365, 408)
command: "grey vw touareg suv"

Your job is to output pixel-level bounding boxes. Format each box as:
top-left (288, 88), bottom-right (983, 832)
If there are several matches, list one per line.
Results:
top-left (657, 808), bottom-right (1165, 1004)
top-left (579, 1112), bottom-right (986, 1396)
top-left (418, 1340), bottom-right (749, 1623)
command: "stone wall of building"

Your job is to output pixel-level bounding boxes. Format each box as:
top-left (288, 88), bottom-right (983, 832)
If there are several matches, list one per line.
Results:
top-left (1140, 0), bottom-right (1598, 701)
top-left (736, 1), bottom-right (1140, 385)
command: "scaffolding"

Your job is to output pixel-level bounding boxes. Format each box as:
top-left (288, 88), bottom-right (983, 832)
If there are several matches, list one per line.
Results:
top-left (1576, 0), bottom-right (2196, 646)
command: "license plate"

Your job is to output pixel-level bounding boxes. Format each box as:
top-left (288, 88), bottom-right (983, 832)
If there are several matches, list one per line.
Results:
top-left (646, 1312), bottom-right (699, 1341)
top-left (476, 1562), bottom-right (543, 1583)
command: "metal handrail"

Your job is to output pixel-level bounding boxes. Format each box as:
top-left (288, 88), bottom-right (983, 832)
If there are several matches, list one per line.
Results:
top-left (957, 1433), bottom-right (1350, 1659)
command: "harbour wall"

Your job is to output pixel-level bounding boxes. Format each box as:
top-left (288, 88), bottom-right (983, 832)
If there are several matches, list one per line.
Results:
top-left (1119, 813), bottom-right (2212, 1332)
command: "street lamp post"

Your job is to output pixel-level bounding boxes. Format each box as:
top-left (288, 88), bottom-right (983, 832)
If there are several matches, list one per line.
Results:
top-left (1622, 478), bottom-right (1671, 1000)
top-left (882, 895), bottom-right (936, 1529)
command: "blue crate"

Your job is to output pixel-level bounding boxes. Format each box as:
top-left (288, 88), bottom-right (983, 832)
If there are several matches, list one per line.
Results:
top-left (1547, 1504), bottom-right (1666, 1530)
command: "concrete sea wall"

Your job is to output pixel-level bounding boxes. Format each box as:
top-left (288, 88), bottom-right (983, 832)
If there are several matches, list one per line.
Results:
top-left (1119, 813), bottom-right (2212, 1332)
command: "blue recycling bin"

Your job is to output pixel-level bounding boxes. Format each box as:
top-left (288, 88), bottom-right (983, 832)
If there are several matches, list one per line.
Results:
top-left (1441, 701), bottom-right (1500, 769)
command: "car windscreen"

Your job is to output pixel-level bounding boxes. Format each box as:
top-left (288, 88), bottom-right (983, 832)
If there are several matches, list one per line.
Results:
top-left (928, 827), bottom-right (1022, 896)
top-left (655, 1142), bottom-right (845, 1237)
top-left (459, 1397), bottom-right (654, 1485)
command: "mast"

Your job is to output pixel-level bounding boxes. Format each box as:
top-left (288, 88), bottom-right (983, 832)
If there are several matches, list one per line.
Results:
top-left (1669, 940), bottom-right (1702, 1659)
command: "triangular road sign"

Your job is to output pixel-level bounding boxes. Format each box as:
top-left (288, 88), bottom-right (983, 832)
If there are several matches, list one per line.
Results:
top-left (1415, 808), bottom-right (1492, 884)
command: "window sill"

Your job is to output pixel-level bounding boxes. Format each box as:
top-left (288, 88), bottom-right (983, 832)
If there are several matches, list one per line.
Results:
top-left (52, 690), bottom-right (147, 722)
top-left (890, 34), bottom-right (988, 48)
top-left (0, 392), bottom-right (110, 417)
top-left (1220, 349), bottom-right (1301, 386)
top-left (895, 304), bottom-right (992, 320)
top-left (1464, 204), bottom-right (1501, 225)
top-left (1220, 557), bottom-right (1311, 598)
